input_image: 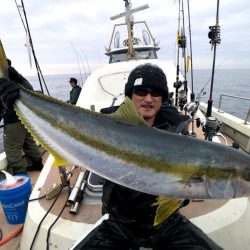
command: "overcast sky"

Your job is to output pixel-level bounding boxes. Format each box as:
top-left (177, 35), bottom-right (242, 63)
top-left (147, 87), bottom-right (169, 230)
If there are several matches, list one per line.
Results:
top-left (0, 0), bottom-right (249, 76)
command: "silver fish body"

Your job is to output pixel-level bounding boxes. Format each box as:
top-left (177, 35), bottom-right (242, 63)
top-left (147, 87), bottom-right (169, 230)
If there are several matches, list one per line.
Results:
top-left (14, 88), bottom-right (250, 199)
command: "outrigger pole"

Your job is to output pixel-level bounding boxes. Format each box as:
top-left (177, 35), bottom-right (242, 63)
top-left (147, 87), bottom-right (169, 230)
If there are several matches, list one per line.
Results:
top-left (207, 0), bottom-right (221, 117)
top-left (15, 0), bottom-right (50, 96)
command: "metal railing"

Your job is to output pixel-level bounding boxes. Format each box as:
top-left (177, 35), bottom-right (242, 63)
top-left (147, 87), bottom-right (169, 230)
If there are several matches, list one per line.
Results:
top-left (218, 94), bottom-right (250, 124)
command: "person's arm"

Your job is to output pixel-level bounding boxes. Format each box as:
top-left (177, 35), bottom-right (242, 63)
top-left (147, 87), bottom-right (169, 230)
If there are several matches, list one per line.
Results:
top-left (0, 78), bottom-right (20, 109)
top-left (69, 88), bottom-right (81, 105)
top-left (0, 66), bottom-right (34, 113)
top-left (8, 66), bottom-right (33, 90)
top-left (66, 90), bottom-right (73, 104)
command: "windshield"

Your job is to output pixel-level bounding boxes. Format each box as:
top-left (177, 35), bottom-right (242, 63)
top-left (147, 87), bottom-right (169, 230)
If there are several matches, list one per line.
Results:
top-left (109, 49), bottom-right (157, 63)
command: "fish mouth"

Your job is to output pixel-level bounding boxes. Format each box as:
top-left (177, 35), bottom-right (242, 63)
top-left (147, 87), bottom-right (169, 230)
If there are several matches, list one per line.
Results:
top-left (242, 169), bottom-right (250, 181)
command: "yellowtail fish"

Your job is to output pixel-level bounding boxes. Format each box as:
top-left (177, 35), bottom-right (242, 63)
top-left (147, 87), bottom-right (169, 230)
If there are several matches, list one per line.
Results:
top-left (0, 40), bottom-right (250, 199)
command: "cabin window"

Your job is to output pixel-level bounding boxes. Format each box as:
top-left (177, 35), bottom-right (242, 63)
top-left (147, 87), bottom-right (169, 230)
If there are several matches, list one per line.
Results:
top-left (109, 49), bottom-right (157, 63)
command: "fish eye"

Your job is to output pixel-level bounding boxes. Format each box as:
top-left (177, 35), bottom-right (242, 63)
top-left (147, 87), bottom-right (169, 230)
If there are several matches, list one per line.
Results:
top-left (242, 169), bottom-right (250, 181)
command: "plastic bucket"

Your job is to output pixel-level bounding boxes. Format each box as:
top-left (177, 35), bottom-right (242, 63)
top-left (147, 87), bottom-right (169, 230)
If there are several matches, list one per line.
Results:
top-left (0, 174), bottom-right (31, 224)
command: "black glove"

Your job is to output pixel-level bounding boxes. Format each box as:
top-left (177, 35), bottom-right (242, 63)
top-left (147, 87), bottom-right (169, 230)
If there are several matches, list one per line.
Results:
top-left (8, 66), bottom-right (22, 82)
top-left (0, 78), bottom-right (20, 109)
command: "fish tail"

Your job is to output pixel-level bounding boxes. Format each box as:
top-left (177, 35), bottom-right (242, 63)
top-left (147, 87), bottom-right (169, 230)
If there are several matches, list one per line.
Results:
top-left (0, 40), bottom-right (9, 79)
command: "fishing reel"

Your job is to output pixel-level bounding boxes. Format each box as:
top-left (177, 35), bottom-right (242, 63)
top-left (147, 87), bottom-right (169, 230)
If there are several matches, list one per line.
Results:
top-left (178, 34), bottom-right (186, 49)
top-left (202, 116), bottom-right (221, 141)
top-left (208, 25), bottom-right (221, 45)
top-left (174, 80), bottom-right (183, 89)
top-left (184, 101), bottom-right (198, 115)
top-left (175, 79), bottom-right (188, 110)
top-left (178, 89), bottom-right (187, 111)
top-left (168, 92), bottom-right (174, 106)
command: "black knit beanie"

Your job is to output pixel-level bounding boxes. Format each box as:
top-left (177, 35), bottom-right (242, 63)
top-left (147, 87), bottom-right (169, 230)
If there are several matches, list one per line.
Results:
top-left (125, 63), bottom-right (169, 102)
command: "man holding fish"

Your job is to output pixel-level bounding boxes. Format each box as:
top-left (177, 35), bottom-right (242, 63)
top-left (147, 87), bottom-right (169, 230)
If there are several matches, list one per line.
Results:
top-left (71, 64), bottom-right (223, 249)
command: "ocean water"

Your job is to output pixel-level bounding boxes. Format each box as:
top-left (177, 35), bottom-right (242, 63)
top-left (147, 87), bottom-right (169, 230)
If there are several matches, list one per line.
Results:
top-left (0, 69), bottom-right (249, 153)
top-left (189, 69), bottom-right (250, 120)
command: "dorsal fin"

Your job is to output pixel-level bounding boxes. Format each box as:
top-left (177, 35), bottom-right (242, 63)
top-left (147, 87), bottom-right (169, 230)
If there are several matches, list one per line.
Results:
top-left (153, 196), bottom-right (182, 226)
top-left (105, 97), bottom-right (146, 125)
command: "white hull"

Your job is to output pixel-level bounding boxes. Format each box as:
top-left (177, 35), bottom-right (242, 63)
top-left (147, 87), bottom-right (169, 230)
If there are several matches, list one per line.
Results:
top-left (199, 102), bottom-right (250, 153)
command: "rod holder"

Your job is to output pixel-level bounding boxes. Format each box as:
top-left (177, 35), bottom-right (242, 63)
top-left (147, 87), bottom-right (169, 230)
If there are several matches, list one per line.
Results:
top-left (69, 171), bottom-right (90, 214)
top-left (68, 172), bottom-right (85, 204)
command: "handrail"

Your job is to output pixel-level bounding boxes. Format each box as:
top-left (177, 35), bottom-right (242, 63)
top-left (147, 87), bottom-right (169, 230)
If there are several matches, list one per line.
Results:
top-left (218, 94), bottom-right (250, 124)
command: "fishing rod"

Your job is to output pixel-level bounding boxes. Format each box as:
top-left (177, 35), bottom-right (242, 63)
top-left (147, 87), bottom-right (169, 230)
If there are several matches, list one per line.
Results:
top-left (198, 59), bottom-right (225, 98)
top-left (78, 53), bottom-right (87, 82)
top-left (174, 0), bottom-right (181, 107)
top-left (180, 0), bottom-right (188, 93)
top-left (71, 42), bottom-right (84, 87)
top-left (82, 51), bottom-right (91, 76)
top-left (187, 0), bottom-right (194, 102)
top-left (174, 0), bottom-right (187, 109)
top-left (206, 0), bottom-right (221, 117)
top-left (203, 0), bottom-right (221, 141)
top-left (15, 0), bottom-right (50, 96)
top-left (97, 50), bottom-right (103, 67)
top-left (184, 0), bottom-right (197, 136)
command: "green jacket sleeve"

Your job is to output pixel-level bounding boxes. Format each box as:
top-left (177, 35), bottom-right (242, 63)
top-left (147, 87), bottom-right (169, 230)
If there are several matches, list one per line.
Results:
top-left (67, 87), bottom-right (82, 105)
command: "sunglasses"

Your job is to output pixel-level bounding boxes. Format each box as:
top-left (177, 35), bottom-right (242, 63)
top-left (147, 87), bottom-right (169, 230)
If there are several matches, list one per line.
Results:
top-left (133, 87), bottom-right (162, 97)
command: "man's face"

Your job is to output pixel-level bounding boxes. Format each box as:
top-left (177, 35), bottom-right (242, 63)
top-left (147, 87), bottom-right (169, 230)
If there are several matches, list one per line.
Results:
top-left (131, 87), bottom-right (162, 126)
top-left (70, 81), bottom-right (75, 87)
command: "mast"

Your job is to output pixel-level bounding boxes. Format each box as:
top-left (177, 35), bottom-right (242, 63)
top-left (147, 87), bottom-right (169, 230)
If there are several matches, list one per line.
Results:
top-left (110, 0), bottom-right (149, 60)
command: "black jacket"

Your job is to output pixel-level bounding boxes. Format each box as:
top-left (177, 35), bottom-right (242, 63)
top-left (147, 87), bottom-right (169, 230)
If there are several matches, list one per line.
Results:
top-left (2, 66), bottom-right (33, 125)
top-left (100, 104), bottom-right (191, 230)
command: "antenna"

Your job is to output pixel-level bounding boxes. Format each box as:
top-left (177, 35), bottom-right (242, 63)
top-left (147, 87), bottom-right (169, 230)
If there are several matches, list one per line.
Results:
top-left (110, 4), bottom-right (149, 21)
